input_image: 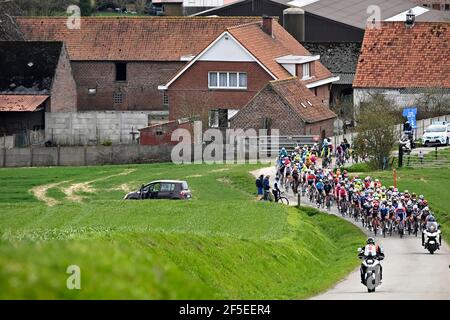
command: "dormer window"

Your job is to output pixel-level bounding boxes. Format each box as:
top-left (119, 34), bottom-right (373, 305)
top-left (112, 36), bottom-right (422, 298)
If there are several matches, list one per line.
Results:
top-left (275, 54), bottom-right (319, 78)
top-left (302, 63), bottom-right (310, 79)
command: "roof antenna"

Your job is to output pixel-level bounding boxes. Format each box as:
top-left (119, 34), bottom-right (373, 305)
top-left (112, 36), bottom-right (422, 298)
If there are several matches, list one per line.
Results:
top-left (405, 9), bottom-right (415, 28)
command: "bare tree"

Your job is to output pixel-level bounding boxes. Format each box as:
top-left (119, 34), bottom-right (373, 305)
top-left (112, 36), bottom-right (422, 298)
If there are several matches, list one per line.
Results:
top-left (175, 91), bottom-right (214, 129)
top-left (0, 0), bottom-right (24, 40)
top-left (413, 86), bottom-right (450, 119)
top-left (353, 94), bottom-right (402, 169)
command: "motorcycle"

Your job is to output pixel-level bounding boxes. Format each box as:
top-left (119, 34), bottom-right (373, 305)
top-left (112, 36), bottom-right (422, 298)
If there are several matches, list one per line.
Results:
top-left (423, 226), bottom-right (441, 254)
top-left (358, 246), bottom-right (383, 293)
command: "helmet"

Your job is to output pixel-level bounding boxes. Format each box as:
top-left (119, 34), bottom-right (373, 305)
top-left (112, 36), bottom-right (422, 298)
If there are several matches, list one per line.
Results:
top-left (366, 237), bottom-right (375, 245)
top-left (419, 195), bottom-right (424, 200)
top-left (423, 200), bottom-right (428, 206)
top-left (423, 206), bottom-right (429, 212)
top-left (428, 215), bottom-right (436, 222)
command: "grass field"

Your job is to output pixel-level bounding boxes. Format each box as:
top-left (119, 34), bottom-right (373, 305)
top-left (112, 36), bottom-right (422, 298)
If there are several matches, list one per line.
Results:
top-left (0, 163), bottom-right (364, 299)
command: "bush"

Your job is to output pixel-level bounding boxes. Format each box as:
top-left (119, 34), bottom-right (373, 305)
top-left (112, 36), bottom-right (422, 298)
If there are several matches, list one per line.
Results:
top-left (345, 162), bottom-right (371, 173)
top-left (101, 139), bottom-right (112, 146)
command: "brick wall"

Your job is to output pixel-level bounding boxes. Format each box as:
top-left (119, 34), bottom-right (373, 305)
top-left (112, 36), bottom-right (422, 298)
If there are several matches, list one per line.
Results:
top-left (167, 61), bottom-right (273, 120)
top-left (311, 84), bottom-right (331, 107)
top-left (230, 85), bottom-right (307, 135)
top-left (49, 45), bottom-right (77, 112)
top-left (72, 61), bottom-right (184, 111)
top-left (231, 84), bottom-right (335, 137)
top-left (305, 118), bottom-right (335, 139)
top-left (140, 121), bottom-right (193, 145)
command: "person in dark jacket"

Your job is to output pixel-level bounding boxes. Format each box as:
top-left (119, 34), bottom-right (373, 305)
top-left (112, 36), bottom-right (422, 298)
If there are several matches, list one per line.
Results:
top-left (256, 174), bottom-right (264, 196)
top-left (263, 175), bottom-right (271, 201)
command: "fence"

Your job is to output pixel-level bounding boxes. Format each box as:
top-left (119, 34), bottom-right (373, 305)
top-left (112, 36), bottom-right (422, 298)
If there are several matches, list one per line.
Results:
top-left (0, 144), bottom-right (173, 168)
top-left (332, 114), bottom-right (450, 146)
top-left (396, 147), bottom-right (450, 169)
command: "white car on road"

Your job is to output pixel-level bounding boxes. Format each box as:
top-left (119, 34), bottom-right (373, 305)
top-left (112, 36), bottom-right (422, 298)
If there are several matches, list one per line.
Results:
top-left (422, 122), bottom-right (449, 146)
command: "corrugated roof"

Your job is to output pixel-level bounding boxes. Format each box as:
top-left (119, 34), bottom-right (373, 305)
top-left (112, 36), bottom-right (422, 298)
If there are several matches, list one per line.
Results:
top-left (270, 0), bottom-right (448, 29)
top-left (0, 95), bottom-right (49, 112)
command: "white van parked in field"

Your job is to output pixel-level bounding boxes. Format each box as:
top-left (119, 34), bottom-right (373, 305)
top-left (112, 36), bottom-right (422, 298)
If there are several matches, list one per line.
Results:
top-left (422, 122), bottom-right (450, 146)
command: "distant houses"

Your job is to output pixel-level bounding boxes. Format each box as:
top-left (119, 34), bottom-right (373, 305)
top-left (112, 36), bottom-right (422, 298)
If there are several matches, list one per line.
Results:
top-left (5, 16), bottom-right (337, 146)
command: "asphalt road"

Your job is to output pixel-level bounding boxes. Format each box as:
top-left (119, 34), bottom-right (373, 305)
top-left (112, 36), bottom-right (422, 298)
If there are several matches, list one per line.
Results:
top-left (251, 166), bottom-right (450, 300)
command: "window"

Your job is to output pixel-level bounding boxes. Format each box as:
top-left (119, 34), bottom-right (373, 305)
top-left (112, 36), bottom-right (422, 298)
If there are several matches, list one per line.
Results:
top-left (445, 4), bottom-right (450, 10)
top-left (302, 63), bottom-right (310, 79)
top-left (115, 62), bottom-right (127, 81)
top-left (151, 183), bottom-right (161, 192)
top-left (239, 73), bottom-right (247, 88)
top-left (163, 91), bottom-right (169, 106)
top-left (208, 72), bottom-right (247, 89)
top-left (229, 72), bottom-right (238, 87)
top-left (161, 183), bottom-right (176, 192)
top-left (114, 92), bottom-right (124, 104)
top-left (209, 109), bottom-right (219, 128)
top-left (209, 72), bottom-right (218, 87)
top-left (208, 109), bottom-right (229, 128)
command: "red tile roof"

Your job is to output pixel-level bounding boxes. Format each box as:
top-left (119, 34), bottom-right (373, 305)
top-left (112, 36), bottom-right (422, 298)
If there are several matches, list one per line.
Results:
top-left (0, 95), bottom-right (49, 112)
top-left (269, 78), bottom-right (337, 123)
top-left (16, 17), bottom-right (260, 61)
top-left (354, 22), bottom-right (450, 89)
top-left (228, 21), bottom-right (332, 82)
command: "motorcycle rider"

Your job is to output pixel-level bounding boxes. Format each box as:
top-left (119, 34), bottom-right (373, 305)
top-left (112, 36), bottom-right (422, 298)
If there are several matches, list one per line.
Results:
top-left (358, 237), bottom-right (384, 285)
top-left (422, 215), bottom-right (442, 247)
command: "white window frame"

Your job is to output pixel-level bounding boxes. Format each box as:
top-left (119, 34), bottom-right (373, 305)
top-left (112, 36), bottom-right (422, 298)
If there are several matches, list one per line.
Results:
top-left (208, 72), bottom-right (247, 89)
top-left (302, 63), bottom-right (310, 80)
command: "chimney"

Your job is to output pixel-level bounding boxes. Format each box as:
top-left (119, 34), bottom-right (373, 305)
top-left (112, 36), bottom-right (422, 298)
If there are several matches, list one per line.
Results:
top-left (283, 8), bottom-right (305, 42)
top-left (405, 9), bottom-right (415, 28)
top-left (262, 15), bottom-right (273, 37)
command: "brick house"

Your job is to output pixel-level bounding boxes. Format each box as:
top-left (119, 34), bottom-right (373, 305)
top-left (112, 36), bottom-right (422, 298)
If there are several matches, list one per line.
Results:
top-left (16, 17), bottom-right (260, 115)
top-left (159, 16), bottom-right (338, 131)
top-left (230, 78), bottom-right (337, 138)
top-left (353, 21), bottom-right (450, 113)
top-left (0, 41), bottom-right (76, 136)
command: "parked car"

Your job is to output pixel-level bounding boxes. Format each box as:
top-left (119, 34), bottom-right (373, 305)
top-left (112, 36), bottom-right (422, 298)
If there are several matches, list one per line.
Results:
top-left (124, 180), bottom-right (191, 200)
top-left (421, 122), bottom-right (449, 146)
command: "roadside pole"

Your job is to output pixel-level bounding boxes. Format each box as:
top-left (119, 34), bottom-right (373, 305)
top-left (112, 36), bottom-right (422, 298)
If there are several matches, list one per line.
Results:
top-left (297, 192), bottom-right (301, 209)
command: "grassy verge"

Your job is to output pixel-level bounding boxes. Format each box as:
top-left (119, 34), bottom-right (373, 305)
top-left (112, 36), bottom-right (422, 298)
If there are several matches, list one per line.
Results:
top-left (0, 163), bottom-right (364, 299)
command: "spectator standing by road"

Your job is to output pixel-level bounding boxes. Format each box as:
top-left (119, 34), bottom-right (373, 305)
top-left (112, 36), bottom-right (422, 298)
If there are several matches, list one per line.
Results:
top-left (263, 175), bottom-right (271, 201)
top-left (256, 174), bottom-right (264, 197)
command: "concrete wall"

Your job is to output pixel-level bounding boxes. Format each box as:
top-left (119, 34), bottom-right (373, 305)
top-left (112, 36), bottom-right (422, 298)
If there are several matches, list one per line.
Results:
top-left (45, 111), bottom-right (168, 145)
top-left (0, 144), bottom-right (173, 167)
top-left (354, 88), bottom-right (450, 111)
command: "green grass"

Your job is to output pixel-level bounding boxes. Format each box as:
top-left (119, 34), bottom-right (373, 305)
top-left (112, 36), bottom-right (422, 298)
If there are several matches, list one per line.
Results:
top-left (0, 163), bottom-right (364, 299)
